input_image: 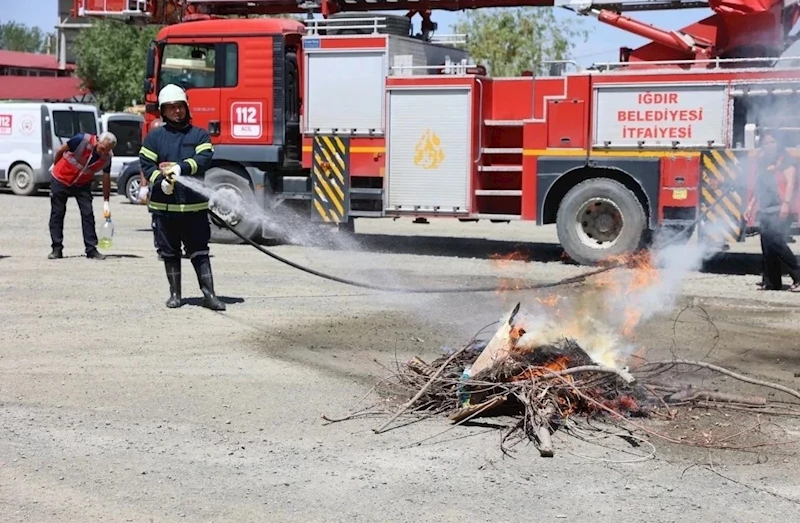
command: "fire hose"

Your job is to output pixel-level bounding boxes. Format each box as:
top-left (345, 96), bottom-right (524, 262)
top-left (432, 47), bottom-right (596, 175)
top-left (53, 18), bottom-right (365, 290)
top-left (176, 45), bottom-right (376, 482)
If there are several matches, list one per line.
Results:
top-left (207, 183), bottom-right (737, 294)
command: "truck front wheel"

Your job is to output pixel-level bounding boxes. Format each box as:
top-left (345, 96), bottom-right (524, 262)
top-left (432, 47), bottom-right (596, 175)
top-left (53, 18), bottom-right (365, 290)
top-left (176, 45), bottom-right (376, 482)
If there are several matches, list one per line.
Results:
top-left (556, 178), bottom-right (646, 266)
top-left (9, 164), bottom-right (38, 196)
top-left (205, 167), bottom-right (261, 244)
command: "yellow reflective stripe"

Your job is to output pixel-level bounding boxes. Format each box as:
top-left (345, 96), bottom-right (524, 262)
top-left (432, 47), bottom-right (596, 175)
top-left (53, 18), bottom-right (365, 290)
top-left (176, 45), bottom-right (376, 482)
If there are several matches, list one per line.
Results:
top-left (195, 143), bottom-right (213, 153)
top-left (186, 158), bottom-right (198, 175)
top-left (148, 201), bottom-right (209, 212)
top-left (140, 147), bottom-right (158, 162)
top-left (177, 202), bottom-right (208, 212)
top-left (148, 169), bottom-right (161, 184)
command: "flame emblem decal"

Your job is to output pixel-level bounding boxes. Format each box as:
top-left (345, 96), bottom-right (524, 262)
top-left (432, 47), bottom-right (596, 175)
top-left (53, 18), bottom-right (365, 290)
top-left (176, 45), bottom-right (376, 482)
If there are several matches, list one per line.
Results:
top-left (413, 129), bottom-right (445, 170)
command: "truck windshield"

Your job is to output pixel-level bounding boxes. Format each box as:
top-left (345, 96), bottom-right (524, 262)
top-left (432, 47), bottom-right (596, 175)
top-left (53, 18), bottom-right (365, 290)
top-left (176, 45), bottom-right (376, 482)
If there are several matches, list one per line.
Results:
top-left (158, 43), bottom-right (216, 91)
top-left (52, 111), bottom-right (98, 139)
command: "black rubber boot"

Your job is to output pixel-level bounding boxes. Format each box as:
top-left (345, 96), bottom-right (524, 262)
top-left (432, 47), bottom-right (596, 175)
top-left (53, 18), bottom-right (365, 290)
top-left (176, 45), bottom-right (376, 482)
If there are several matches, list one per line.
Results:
top-left (192, 256), bottom-right (226, 311)
top-left (48, 248), bottom-right (63, 260)
top-left (164, 260), bottom-right (182, 308)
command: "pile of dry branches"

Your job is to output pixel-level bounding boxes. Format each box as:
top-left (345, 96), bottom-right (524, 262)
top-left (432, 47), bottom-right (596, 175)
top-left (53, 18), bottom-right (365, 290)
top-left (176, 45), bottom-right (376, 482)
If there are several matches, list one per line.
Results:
top-left (324, 302), bottom-right (800, 458)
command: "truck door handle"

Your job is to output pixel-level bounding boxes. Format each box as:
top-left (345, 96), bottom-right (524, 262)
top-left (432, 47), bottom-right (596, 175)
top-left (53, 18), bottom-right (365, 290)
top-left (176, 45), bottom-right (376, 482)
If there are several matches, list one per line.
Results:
top-left (209, 120), bottom-right (220, 136)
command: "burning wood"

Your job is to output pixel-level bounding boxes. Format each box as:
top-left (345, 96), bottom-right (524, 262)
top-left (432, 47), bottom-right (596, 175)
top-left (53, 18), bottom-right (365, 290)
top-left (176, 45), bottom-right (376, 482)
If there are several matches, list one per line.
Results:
top-left (333, 302), bottom-right (800, 458)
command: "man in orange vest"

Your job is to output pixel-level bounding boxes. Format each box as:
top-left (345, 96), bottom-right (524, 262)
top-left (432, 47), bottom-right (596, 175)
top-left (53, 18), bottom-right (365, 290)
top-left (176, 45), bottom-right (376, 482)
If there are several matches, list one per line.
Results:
top-left (48, 131), bottom-right (116, 260)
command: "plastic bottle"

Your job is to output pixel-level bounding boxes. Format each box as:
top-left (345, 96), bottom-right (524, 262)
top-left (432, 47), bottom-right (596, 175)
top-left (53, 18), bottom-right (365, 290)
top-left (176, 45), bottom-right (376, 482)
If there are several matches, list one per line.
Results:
top-left (457, 365), bottom-right (472, 407)
top-left (98, 218), bottom-right (114, 250)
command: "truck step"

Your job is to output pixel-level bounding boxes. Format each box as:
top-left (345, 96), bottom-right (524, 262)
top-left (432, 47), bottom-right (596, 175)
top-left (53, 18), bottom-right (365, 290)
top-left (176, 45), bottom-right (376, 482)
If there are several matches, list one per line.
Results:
top-left (481, 148), bottom-right (523, 154)
top-left (471, 213), bottom-right (523, 220)
top-left (474, 190), bottom-right (522, 196)
top-left (348, 210), bottom-right (384, 217)
top-left (484, 120), bottom-right (524, 127)
top-left (350, 188), bottom-right (383, 200)
top-left (478, 165), bottom-right (523, 172)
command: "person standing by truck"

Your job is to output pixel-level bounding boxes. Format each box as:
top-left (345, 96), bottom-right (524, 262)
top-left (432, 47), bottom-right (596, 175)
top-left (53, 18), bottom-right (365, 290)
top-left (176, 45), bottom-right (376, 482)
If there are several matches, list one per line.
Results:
top-left (744, 130), bottom-right (800, 291)
top-left (138, 84), bottom-right (225, 311)
top-left (48, 131), bottom-right (117, 260)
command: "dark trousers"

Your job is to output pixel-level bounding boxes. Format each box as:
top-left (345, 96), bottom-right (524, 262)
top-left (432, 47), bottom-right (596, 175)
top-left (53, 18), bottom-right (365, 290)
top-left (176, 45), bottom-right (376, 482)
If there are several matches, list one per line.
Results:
top-left (760, 212), bottom-right (800, 289)
top-left (49, 178), bottom-right (98, 253)
top-left (152, 211), bottom-right (211, 262)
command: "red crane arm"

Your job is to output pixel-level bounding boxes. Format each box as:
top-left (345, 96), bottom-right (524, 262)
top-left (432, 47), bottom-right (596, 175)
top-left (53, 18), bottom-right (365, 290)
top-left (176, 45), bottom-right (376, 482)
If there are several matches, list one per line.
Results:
top-left (73, 0), bottom-right (800, 60)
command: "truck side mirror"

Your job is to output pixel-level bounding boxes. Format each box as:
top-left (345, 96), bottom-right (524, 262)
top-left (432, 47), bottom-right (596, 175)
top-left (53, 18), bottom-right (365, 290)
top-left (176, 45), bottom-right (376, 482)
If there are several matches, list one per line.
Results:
top-left (145, 42), bottom-right (156, 78)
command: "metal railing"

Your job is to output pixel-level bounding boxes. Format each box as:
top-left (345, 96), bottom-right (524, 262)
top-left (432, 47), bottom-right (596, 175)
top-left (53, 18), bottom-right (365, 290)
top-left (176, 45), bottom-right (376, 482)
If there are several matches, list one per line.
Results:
top-left (428, 34), bottom-right (468, 46)
top-left (389, 60), bottom-right (477, 76)
top-left (592, 55), bottom-right (800, 72)
top-left (76, 0), bottom-right (149, 17)
top-left (538, 60), bottom-right (584, 77)
top-left (304, 16), bottom-right (389, 36)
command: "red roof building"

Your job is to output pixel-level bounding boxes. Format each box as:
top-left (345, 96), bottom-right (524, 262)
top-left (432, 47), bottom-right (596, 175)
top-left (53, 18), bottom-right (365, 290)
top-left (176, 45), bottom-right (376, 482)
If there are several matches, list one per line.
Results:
top-left (0, 50), bottom-right (87, 102)
top-left (0, 50), bottom-right (75, 71)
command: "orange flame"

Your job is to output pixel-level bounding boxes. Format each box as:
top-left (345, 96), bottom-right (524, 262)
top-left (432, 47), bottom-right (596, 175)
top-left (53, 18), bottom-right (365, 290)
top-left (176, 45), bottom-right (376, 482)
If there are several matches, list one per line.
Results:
top-left (512, 356), bottom-right (572, 382)
top-left (489, 250), bottom-right (530, 270)
top-left (592, 251), bottom-right (660, 339)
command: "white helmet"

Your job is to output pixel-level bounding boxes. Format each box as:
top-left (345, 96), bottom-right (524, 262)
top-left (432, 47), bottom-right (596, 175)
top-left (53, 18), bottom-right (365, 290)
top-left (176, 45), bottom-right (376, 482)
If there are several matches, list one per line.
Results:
top-left (158, 84), bottom-right (188, 107)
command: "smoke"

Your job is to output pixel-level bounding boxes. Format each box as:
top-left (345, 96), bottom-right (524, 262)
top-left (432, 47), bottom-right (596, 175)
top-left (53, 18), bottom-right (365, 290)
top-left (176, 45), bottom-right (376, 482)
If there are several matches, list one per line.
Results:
top-left (508, 218), bottom-right (733, 369)
top-left (176, 176), bottom-right (360, 250)
top-left (173, 176), bottom-right (451, 316)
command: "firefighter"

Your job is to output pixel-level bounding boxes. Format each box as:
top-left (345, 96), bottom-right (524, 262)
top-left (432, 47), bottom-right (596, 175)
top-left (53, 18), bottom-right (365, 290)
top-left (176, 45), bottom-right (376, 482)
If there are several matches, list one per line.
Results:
top-left (744, 130), bottom-right (800, 292)
top-left (138, 84), bottom-right (226, 310)
top-left (137, 170), bottom-right (189, 260)
top-left (48, 131), bottom-right (117, 261)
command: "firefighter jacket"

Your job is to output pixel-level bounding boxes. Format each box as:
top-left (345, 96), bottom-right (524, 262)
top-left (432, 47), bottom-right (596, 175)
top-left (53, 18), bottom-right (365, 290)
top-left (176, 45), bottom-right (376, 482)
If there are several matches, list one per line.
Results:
top-left (139, 122), bottom-right (214, 214)
top-left (53, 133), bottom-right (112, 187)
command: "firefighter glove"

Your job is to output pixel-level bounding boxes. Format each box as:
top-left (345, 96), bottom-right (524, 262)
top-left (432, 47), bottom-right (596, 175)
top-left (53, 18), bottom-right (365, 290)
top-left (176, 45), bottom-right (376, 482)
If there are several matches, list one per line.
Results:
top-left (103, 200), bottom-right (111, 219)
top-left (164, 164), bottom-right (182, 180)
top-left (138, 186), bottom-right (149, 203)
top-left (161, 178), bottom-right (175, 195)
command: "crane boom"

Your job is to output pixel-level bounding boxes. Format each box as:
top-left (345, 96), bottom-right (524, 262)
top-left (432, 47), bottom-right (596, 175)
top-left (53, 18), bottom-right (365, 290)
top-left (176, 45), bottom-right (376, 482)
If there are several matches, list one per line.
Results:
top-left (74, 0), bottom-right (800, 62)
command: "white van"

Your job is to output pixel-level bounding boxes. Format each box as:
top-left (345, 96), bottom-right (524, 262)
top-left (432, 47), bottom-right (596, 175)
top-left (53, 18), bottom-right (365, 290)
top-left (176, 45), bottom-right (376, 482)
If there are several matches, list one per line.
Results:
top-left (99, 112), bottom-right (144, 183)
top-left (0, 102), bottom-right (102, 196)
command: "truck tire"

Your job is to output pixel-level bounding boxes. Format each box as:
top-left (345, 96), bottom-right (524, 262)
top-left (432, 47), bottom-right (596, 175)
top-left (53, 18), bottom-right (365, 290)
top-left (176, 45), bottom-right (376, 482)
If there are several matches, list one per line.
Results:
top-left (326, 13), bottom-right (411, 37)
top-left (556, 178), bottom-right (646, 266)
top-left (205, 167), bottom-right (261, 244)
top-left (124, 174), bottom-right (142, 205)
top-left (9, 163), bottom-right (38, 196)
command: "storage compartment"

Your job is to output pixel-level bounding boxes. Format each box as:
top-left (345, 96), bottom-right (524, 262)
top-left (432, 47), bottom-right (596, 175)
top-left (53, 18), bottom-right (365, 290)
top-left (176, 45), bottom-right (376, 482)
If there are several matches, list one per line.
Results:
top-left (305, 50), bottom-right (386, 134)
top-left (386, 88), bottom-right (472, 213)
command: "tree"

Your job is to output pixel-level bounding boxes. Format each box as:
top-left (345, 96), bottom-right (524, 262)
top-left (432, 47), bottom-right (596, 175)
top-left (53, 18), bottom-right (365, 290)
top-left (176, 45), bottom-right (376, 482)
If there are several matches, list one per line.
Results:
top-left (453, 8), bottom-right (590, 77)
top-left (0, 22), bottom-right (55, 54)
top-left (73, 20), bottom-right (159, 111)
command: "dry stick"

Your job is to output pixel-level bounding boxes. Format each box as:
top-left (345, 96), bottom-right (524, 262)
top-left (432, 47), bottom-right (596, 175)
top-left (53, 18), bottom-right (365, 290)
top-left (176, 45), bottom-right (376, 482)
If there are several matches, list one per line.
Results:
top-left (536, 401), bottom-right (557, 457)
top-left (643, 360), bottom-right (800, 402)
top-left (547, 364), bottom-right (635, 385)
top-left (667, 389), bottom-right (767, 406)
top-left (693, 401), bottom-right (800, 416)
top-left (322, 409), bottom-right (389, 423)
top-left (374, 343), bottom-right (471, 434)
top-left (403, 395), bottom-right (508, 448)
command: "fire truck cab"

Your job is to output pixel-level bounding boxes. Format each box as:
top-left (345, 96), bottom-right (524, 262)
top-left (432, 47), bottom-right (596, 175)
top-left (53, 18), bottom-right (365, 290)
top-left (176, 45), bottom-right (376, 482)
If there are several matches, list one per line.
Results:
top-left (143, 15), bottom-right (480, 244)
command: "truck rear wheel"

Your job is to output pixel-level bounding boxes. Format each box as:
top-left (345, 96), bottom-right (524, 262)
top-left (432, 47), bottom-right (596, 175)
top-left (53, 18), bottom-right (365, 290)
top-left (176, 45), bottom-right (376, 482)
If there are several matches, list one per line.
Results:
top-left (556, 178), bottom-right (646, 266)
top-left (205, 167), bottom-right (261, 245)
top-left (9, 164), bottom-right (38, 196)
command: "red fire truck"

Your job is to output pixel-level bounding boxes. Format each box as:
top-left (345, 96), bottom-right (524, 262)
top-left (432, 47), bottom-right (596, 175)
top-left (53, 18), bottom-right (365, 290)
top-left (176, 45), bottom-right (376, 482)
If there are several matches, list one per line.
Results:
top-left (74, 0), bottom-right (800, 265)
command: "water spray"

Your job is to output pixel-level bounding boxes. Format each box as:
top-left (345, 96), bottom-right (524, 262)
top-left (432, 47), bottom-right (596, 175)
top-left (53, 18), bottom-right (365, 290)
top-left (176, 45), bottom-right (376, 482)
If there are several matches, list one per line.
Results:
top-left (173, 171), bottom-right (740, 294)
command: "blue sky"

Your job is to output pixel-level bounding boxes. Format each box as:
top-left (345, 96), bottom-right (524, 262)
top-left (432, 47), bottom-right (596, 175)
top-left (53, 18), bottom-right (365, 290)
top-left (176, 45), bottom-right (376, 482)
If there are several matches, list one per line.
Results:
top-left (5, 1), bottom-right (706, 66)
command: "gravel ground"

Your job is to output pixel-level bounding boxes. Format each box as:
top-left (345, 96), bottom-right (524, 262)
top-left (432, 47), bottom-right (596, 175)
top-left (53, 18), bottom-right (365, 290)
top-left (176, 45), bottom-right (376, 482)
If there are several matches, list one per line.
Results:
top-left (2, 190), bottom-right (800, 523)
